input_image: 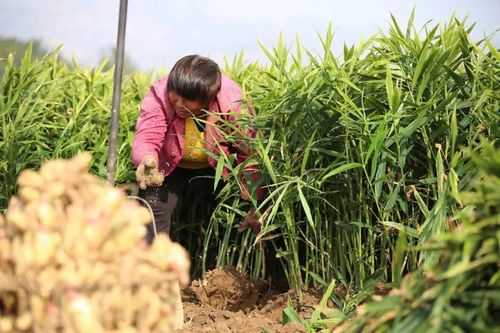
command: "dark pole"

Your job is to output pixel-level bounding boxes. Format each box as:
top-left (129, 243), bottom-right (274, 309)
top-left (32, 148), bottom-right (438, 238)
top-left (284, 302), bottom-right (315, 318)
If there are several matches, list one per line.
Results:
top-left (107, 0), bottom-right (128, 185)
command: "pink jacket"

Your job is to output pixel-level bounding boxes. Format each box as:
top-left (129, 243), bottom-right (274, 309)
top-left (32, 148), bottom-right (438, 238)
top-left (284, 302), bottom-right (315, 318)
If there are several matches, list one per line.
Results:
top-left (131, 74), bottom-right (247, 176)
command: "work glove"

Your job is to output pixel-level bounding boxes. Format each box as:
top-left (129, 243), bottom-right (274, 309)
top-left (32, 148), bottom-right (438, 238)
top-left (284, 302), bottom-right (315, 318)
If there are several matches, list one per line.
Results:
top-left (238, 208), bottom-right (262, 234)
top-left (135, 155), bottom-right (164, 190)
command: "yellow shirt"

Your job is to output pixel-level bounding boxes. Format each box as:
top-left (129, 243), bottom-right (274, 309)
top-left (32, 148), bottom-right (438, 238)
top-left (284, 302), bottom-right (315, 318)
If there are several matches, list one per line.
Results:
top-left (178, 117), bottom-right (210, 169)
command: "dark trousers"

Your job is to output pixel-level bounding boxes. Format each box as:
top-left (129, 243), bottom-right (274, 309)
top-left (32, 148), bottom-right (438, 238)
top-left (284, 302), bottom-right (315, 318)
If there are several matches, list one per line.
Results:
top-left (139, 167), bottom-right (216, 244)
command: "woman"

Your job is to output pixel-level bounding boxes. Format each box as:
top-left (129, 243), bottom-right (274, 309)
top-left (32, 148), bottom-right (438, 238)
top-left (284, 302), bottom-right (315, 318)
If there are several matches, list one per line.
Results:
top-left (132, 55), bottom-right (261, 243)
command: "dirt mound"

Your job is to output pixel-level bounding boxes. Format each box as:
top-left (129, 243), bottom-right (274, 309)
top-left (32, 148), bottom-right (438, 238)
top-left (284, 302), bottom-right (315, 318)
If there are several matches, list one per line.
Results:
top-left (191, 266), bottom-right (266, 312)
top-left (177, 267), bottom-right (322, 333)
top-left (178, 302), bottom-right (305, 333)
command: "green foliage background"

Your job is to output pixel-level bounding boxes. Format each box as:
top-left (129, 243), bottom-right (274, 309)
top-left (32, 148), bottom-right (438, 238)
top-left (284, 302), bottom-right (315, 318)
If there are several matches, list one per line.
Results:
top-left (0, 15), bottom-right (498, 298)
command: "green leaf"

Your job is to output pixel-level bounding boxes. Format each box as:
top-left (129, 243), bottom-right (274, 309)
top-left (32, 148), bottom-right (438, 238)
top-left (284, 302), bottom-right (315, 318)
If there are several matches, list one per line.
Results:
top-left (450, 108), bottom-right (458, 153)
top-left (321, 163), bottom-right (363, 184)
top-left (213, 155), bottom-right (225, 192)
top-left (400, 114), bottom-right (427, 138)
top-left (436, 147), bottom-right (445, 195)
top-left (448, 168), bottom-right (461, 206)
top-left (301, 130), bottom-right (316, 175)
top-left (383, 185), bottom-right (400, 213)
top-left (391, 230), bottom-right (408, 286)
top-left (412, 187), bottom-right (430, 219)
top-left (442, 254), bottom-right (500, 279)
top-left (297, 184), bottom-right (314, 230)
top-left (282, 301), bottom-right (304, 325)
top-left (257, 132), bottom-right (277, 183)
top-left (374, 160), bottom-right (387, 203)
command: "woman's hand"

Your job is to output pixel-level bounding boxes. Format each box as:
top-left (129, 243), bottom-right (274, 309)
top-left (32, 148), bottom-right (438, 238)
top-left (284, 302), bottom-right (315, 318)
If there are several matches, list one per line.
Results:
top-left (204, 113), bottom-right (224, 153)
top-left (136, 155), bottom-right (164, 190)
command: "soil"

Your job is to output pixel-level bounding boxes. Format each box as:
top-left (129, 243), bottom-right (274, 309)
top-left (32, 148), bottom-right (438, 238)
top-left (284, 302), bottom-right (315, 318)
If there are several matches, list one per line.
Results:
top-left (176, 266), bottom-right (322, 333)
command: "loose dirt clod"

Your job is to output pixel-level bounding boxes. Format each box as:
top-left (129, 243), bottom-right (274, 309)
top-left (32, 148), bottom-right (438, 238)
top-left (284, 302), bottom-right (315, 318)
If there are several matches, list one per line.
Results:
top-left (191, 266), bottom-right (265, 312)
top-left (178, 267), bottom-right (322, 333)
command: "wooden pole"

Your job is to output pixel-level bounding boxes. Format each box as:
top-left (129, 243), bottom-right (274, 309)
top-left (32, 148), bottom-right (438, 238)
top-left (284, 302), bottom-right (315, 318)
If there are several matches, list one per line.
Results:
top-left (107, 0), bottom-right (128, 185)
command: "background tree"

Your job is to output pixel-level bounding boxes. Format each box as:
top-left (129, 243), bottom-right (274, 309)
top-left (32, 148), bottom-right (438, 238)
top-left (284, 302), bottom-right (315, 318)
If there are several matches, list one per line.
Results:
top-left (0, 37), bottom-right (50, 75)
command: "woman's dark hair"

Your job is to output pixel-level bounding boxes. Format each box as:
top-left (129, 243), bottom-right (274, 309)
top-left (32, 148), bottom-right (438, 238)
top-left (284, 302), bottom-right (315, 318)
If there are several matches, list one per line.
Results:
top-left (167, 55), bottom-right (221, 105)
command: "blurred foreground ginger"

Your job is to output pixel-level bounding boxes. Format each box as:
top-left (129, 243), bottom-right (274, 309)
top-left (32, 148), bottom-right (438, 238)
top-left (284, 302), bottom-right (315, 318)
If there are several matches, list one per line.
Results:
top-left (0, 153), bottom-right (190, 332)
